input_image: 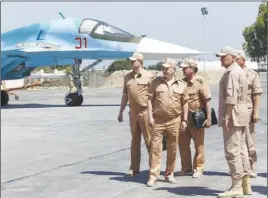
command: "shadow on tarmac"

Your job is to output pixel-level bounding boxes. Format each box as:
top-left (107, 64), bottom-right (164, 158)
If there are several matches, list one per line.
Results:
top-left (81, 170), bottom-right (150, 185)
top-left (203, 171), bottom-right (229, 177)
top-left (251, 185), bottom-right (268, 196)
top-left (258, 172), bottom-right (267, 178)
top-left (155, 186), bottom-right (222, 197)
top-left (81, 170), bottom-right (268, 196)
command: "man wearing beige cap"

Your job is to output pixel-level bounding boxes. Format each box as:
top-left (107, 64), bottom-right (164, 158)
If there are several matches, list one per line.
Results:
top-left (118, 52), bottom-right (154, 176)
top-left (216, 46), bottom-right (252, 198)
top-left (146, 58), bottom-right (189, 187)
top-left (237, 50), bottom-right (263, 179)
top-left (178, 58), bottom-right (212, 178)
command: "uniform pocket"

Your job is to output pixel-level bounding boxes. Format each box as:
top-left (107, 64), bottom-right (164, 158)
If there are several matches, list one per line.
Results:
top-left (172, 87), bottom-right (182, 101)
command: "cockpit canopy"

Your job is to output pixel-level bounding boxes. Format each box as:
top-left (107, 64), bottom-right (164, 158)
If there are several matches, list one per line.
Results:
top-left (79, 18), bottom-right (141, 43)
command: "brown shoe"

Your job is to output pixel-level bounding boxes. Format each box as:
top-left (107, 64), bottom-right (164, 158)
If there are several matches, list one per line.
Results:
top-left (126, 170), bottom-right (139, 177)
top-left (175, 170), bottom-right (192, 176)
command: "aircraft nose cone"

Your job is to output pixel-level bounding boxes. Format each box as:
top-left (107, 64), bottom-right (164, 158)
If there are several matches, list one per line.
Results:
top-left (136, 37), bottom-right (202, 60)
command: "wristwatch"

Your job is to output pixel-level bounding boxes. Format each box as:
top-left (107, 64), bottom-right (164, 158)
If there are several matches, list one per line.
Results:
top-left (182, 120), bottom-right (188, 124)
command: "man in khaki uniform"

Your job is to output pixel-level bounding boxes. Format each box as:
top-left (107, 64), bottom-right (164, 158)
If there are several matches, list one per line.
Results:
top-left (118, 52), bottom-right (154, 176)
top-left (178, 58), bottom-right (212, 178)
top-left (237, 50), bottom-right (263, 178)
top-left (216, 46), bottom-right (252, 198)
top-left (146, 58), bottom-right (189, 187)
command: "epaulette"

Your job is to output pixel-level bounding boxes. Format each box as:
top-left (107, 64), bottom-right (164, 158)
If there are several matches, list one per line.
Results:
top-left (178, 78), bottom-right (187, 85)
top-left (195, 76), bottom-right (204, 84)
top-left (151, 76), bottom-right (161, 83)
top-left (181, 77), bottom-right (188, 83)
top-left (248, 69), bottom-right (257, 75)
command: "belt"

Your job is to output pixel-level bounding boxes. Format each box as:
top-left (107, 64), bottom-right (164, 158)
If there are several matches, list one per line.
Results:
top-left (130, 106), bottom-right (147, 112)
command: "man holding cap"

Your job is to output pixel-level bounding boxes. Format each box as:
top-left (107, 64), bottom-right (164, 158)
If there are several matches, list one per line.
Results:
top-left (237, 50), bottom-right (263, 178)
top-left (178, 58), bottom-right (212, 178)
top-left (118, 52), bottom-right (154, 177)
top-left (146, 58), bottom-right (189, 187)
top-left (216, 46), bottom-right (252, 198)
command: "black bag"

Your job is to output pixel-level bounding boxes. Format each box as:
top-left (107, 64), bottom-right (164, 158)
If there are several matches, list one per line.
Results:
top-left (191, 108), bottom-right (218, 128)
top-left (162, 135), bottom-right (167, 151)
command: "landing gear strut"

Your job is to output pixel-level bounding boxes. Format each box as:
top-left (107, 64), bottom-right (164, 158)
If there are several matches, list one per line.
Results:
top-left (1, 90), bottom-right (9, 106)
top-left (65, 59), bottom-right (84, 106)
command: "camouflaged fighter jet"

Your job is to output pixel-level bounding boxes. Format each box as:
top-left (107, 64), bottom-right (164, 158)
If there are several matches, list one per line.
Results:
top-left (1, 13), bottom-right (202, 107)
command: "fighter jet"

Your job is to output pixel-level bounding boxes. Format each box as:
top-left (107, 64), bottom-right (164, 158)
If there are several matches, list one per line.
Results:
top-left (1, 13), bottom-right (202, 107)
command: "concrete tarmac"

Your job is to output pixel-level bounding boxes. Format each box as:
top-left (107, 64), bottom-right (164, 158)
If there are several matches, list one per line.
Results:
top-left (1, 84), bottom-right (267, 198)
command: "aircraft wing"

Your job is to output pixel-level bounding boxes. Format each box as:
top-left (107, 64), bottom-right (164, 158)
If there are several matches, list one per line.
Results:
top-left (1, 41), bottom-right (203, 80)
top-left (1, 46), bottom-right (135, 80)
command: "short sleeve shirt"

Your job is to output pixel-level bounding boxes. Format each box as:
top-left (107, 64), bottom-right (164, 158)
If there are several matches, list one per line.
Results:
top-left (244, 68), bottom-right (263, 108)
top-left (123, 69), bottom-right (154, 109)
top-left (147, 76), bottom-right (189, 121)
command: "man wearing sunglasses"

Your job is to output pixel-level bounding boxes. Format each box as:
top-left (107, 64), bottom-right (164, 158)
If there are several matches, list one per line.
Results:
top-left (177, 58), bottom-right (212, 178)
top-left (237, 50), bottom-right (263, 179)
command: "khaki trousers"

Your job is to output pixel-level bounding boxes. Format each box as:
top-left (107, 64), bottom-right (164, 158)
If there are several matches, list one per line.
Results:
top-left (245, 108), bottom-right (257, 172)
top-left (179, 127), bottom-right (205, 172)
top-left (148, 116), bottom-right (181, 181)
top-left (223, 121), bottom-right (251, 180)
top-left (129, 108), bottom-right (151, 172)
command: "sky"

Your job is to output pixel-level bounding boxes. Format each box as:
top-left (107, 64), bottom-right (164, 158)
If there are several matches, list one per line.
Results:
top-left (1, 2), bottom-right (262, 68)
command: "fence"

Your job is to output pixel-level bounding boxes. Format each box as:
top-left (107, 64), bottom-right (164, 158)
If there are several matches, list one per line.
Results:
top-left (11, 68), bottom-right (267, 90)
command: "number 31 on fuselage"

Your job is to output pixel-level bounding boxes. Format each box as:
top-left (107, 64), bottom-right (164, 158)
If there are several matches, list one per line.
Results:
top-left (75, 37), bottom-right (87, 49)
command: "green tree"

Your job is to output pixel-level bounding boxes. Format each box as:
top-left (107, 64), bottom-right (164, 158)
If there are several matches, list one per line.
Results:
top-left (32, 65), bottom-right (72, 74)
top-left (106, 60), bottom-right (131, 73)
top-left (147, 61), bottom-right (163, 71)
top-left (243, 1), bottom-right (268, 62)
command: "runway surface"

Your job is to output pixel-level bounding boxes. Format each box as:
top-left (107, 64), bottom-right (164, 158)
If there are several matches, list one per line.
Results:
top-left (1, 83), bottom-right (267, 198)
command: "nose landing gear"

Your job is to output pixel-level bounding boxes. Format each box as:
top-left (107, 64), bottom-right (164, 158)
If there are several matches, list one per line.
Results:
top-left (64, 59), bottom-right (83, 107)
top-left (1, 90), bottom-right (9, 106)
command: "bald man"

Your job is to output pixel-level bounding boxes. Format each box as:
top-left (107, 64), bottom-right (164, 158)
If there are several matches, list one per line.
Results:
top-left (216, 46), bottom-right (251, 198)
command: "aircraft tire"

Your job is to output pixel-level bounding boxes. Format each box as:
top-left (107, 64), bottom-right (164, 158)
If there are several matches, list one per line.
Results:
top-left (1, 90), bottom-right (9, 106)
top-left (65, 93), bottom-right (83, 106)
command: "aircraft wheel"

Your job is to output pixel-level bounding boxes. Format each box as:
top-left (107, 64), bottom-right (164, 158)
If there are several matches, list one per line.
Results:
top-left (65, 93), bottom-right (83, 106)
top-left (1, 90), bottom-right (9, 106)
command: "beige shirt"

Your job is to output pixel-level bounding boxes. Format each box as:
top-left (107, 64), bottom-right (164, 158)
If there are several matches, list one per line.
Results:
top-left (182, 75), bottom-right (211, 111)
top-left (244, 68), bottom-right (263, 108)
top-left (123, 69), bottom-right (154, 110)
top-left (182, 75), bottom-right (211, 128)
top-left (218, 63), bottom-right (249, 127)
top-left (147, 76), bottom-right (189, 122)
